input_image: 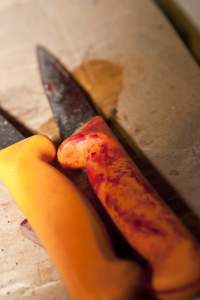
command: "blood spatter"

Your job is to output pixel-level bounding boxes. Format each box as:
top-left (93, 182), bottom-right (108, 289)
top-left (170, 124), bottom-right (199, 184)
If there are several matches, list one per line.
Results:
top-left (87, 168), bottom-right (105, 192)
top-left (104, 193), bottom-right (166, 237)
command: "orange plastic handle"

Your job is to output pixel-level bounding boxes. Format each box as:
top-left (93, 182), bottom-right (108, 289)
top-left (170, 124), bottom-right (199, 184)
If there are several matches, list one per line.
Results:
top-left (0, 135), bottom-right (142, 300)
top-left (58, 116), bottom-right (200, 300)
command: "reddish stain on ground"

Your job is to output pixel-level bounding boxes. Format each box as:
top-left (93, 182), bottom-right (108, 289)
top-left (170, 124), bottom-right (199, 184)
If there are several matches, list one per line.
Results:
top-left (73, 60), bottom-right (123, 118)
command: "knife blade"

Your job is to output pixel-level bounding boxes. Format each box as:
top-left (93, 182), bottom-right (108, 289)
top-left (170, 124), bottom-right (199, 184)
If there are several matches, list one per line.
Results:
top-left (0, 114), bottom-right (24, 149)
top-left (37, 46), bottom-right (200, 300)
top-left (37, 46), bottom-right (97, 140)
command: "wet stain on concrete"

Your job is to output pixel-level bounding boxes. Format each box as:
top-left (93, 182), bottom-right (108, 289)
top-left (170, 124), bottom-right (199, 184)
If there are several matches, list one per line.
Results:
top-left (73, 59), bottom-right (123, 118)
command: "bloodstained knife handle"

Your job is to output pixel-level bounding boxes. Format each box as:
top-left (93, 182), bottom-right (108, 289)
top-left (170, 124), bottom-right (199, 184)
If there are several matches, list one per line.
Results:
top-left (57, 116), bottom-right (200, 300)
top-left (0, 134), bottom-right (142, 300)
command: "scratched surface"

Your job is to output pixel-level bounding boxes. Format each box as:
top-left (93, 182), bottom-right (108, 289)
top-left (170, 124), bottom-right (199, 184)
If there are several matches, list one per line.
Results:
top-left (0, 0), bottom-right (200, 299)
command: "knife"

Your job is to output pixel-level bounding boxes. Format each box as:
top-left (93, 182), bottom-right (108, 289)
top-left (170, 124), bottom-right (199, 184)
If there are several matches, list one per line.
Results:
top-left (37, 46), bottom-right (200, 300)
top-left (0, 92), bottom-right (142, 299)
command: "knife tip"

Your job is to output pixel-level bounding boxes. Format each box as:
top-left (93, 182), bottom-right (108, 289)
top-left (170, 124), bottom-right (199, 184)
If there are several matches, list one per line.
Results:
top-left (36, 45), bottom-right (50, 63)
top-left (36, 45), bottom-right (64, 73)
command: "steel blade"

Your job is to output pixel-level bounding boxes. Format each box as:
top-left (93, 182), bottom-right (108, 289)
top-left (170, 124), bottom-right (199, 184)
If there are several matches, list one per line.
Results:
top-left (0, 114), bottom-right (24, 149)
top-left (37, 46), bottom-right (97, 139)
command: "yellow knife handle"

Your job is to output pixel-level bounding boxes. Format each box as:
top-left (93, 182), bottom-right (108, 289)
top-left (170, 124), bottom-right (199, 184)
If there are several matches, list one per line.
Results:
top-left (0, 135), bottom-right (142, 300)
top-left (58, 116), bottom-right (200, 300)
